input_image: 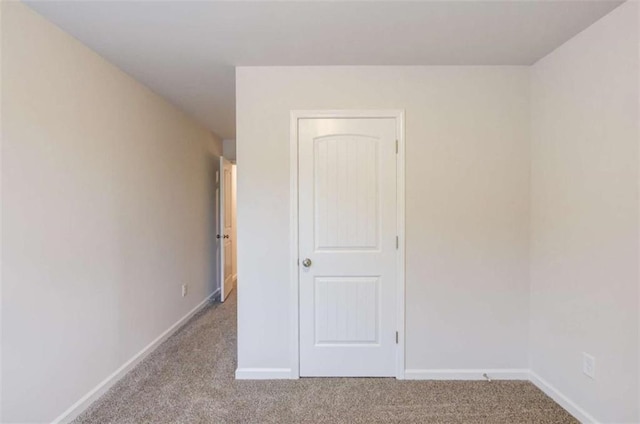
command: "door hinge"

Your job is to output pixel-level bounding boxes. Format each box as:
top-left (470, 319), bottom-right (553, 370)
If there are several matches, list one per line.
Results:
top-left (395, 139), bottom-right (398, 154)
top-left (396, 236), bottom-right (399, 249)
top-left (395, 331), bottom-right (399, 344)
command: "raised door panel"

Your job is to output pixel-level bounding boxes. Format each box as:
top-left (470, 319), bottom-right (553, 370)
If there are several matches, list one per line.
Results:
top-left (314, 135), bottom-right (379, 251)
top-left (314, 276), bottom-right (379, 345)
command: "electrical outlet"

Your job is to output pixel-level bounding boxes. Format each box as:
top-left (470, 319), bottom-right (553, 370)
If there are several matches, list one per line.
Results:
top-left (582, 352), bottom-right (595, 379)
top-left (181, 284), bottom-right (188, 297)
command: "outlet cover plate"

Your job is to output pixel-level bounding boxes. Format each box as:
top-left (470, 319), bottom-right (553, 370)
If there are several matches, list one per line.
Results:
top-left (582, 352), bottom-right (595, 379)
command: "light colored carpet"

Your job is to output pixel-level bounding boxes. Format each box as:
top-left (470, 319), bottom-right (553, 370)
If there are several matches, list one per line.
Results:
top-left (74, 291), bottom-right (577, 423)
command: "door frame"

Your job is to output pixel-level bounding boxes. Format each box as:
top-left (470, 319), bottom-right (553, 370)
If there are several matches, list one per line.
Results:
top-left (289, 110), bottom-right (406, 379)
top-left (219, 156), bottom-right (234, 302)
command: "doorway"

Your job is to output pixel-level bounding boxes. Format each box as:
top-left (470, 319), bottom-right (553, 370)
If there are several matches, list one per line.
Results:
top-left (291, 110), bottom-right (405, 378)
top-left (218, 156), bottom-right (237, 302)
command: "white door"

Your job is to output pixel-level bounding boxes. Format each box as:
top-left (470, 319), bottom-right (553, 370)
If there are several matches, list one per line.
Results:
top-left (220, 157), bottom-right (234, 302)
top-left (213, 157), bottom-right (222, 300)
top-left (298, 117), bottom-right (398, 377)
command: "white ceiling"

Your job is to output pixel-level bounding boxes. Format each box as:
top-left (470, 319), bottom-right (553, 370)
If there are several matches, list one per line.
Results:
top-left (26, 0), bottom-right (623, 139)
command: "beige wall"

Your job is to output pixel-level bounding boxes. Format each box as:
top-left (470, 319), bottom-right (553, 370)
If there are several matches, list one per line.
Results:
top-left (530, 2), bottom-right (639, 422)
top-left (1, 3), bottom-right (221, 422)
top-left (223, 139), bottom-right (237, 162)
top-left (236, 66), bottom-right (531, 373)
top-left (209, 135), bottom-right (224, 157)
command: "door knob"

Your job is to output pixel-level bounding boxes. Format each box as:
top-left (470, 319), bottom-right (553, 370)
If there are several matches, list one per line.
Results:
top-left (223, 235), bottom-right (229, 239)
top-left (302, 258), bottom-right (312, 268)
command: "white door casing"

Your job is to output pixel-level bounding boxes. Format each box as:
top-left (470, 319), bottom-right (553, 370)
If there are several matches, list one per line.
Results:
top-left (214, 159), bottom-right (222, 301)
top-left (296, 113), bottom-right (404, 377)
top-left (220, 157), bottom-right (234, 302)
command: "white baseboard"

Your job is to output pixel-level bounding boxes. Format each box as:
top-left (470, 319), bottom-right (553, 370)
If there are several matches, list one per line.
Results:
top-left (50, 320), bottom-right (597, 424)
top-left (404, 368), bottom-right (530, 380)
top-left (405, 368), bottom-right (596, 423)
top-left (232, 367), bottom-right (598, 423)
top-left (211, 287), bottom-right (221, 302)
top-left (235, 368), bottom-right (293, 380)
top-left (52, 289), bottom-right (219, 424)
top-left (529, 371), bottom-right (598, 424)
top-left (212, 286), bottom-right (222, 301)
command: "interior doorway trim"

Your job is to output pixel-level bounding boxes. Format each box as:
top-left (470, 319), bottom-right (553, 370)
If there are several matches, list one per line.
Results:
top-left (289, 109), bottom-right (406, 379)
